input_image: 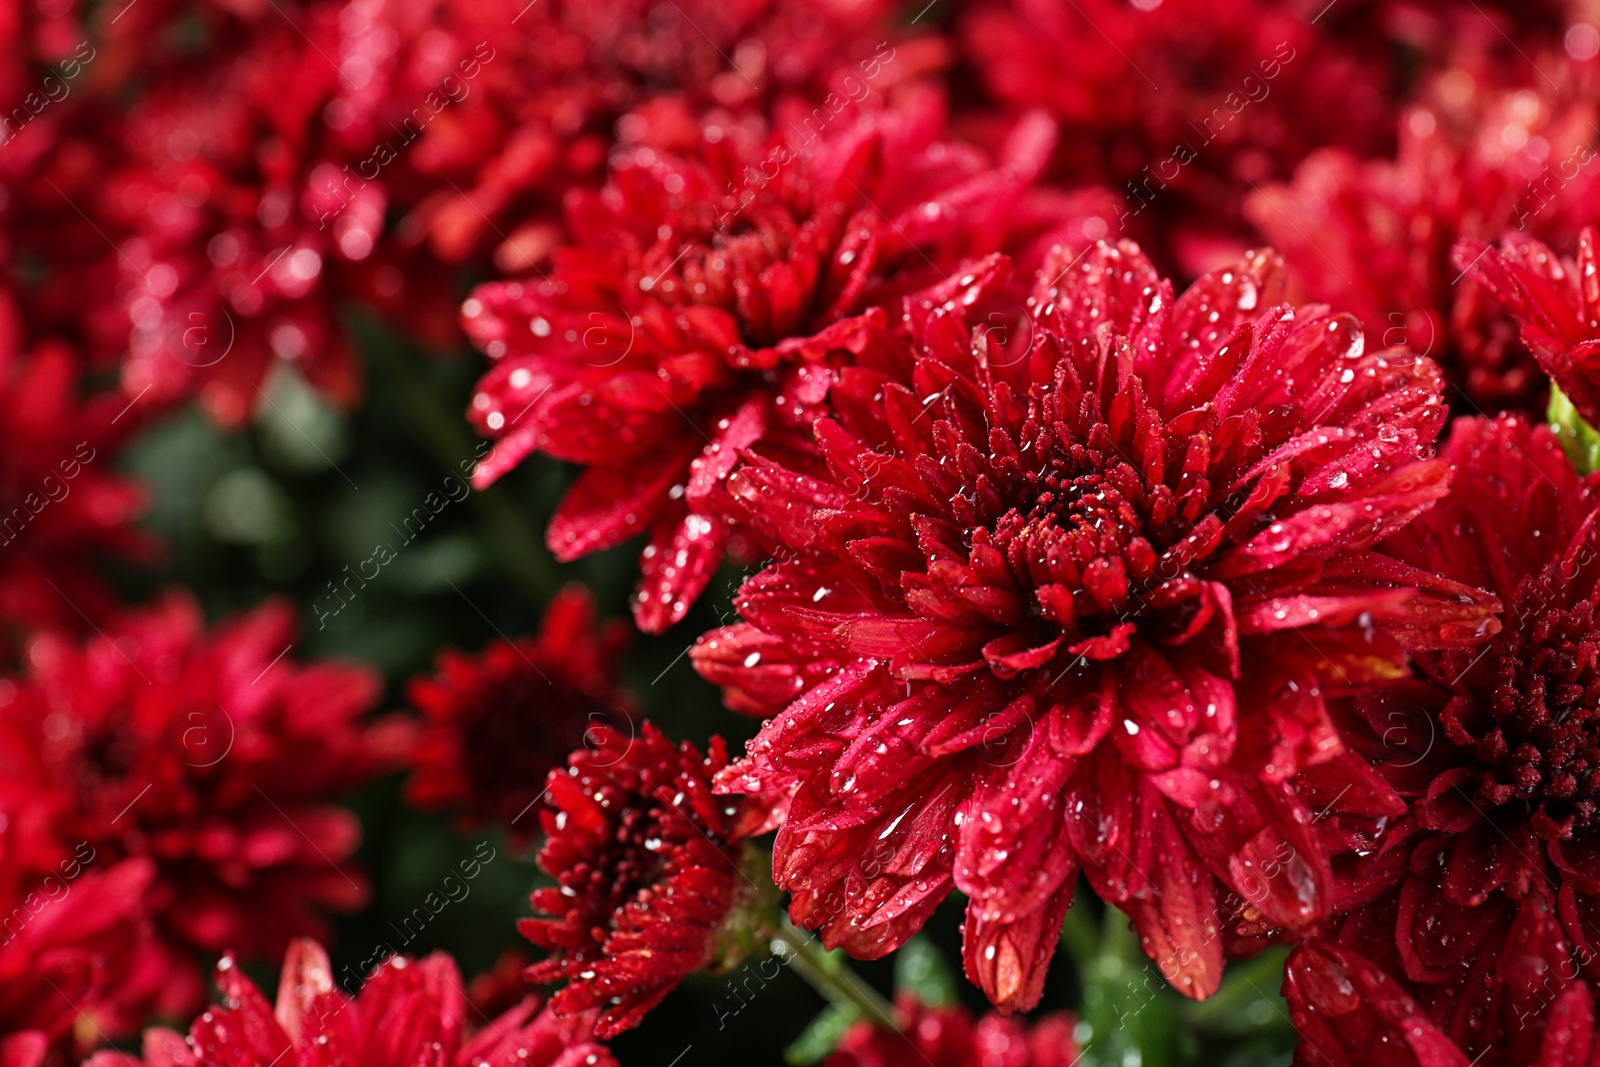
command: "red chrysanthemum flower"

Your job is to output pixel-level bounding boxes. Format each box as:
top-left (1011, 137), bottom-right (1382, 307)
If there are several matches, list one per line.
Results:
top-left (1311, 413), bottom-right (1600, 1064)
top-left (1284, 942), bottom-right (1600, 1067)
top-left (959, 0), bottom-right (1392, 272)
top-left (520, 722), bottom-right (780, 1038)
top-left (405, 584), bottom-right (632, 843)
top-left (691, 239), bottom-right (1497, 1012)
top-left (86, 939), bottom-right (615, 1067)
top-left (0, 856), bottom-right (164, 1067)
top-left (462, 92), bottom-right (1119, 630)
top-left (1247, 52), bottom-right (1600, 415)
top-left (103, 10), bottom-right (360, 425)
top-left (101, 1), bottom-right (466, 425)
top-left (825, 993), bottom-right (1080, 1067)
top-left (0, 292), bottom-right (150, 644)
top-left (1457, 226), bottom-right (1600, 429)
top-left (0, 592), bottom-right (412, 1017)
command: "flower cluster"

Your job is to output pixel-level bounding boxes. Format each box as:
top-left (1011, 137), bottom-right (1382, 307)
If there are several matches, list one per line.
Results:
top-left (13, 0), bottom-right (1600, 1064)
top-left (461, 90), bottom-right (1117, 630)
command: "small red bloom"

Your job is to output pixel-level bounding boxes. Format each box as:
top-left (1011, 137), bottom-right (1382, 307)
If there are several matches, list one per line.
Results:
top-left (520, 722), bottom-right (779, 1038)
top-left (693, 240), bottom-right (1496, 1011)
top-left (86, 939), bottom-right (615, 1067)
top-left (0, 592), bottom-right (412, 1017)
top-left (463, 93), bottom-right (1117, 630)
top-left (405, 584), bottom-right (632, 843)
top-left (1457, 226), bottom-right (1600, 428)
top-left (0, 295), bottom-right (151, 643)
top-left (1249, 56), bottom-right (1600, 414)
top-left (1314, 413), bottom-right (1600, 1064)
top-left (825, 994), bottom-right (1080, 1067)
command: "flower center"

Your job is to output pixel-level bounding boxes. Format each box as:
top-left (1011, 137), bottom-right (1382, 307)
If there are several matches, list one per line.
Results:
top-left (1468, 570), bottom-right (1600, 833)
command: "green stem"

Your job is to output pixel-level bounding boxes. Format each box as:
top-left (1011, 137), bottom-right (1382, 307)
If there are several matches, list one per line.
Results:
top-left (1549, 385), bottom-right (1600, 474)
top-left (772, 919), bottom-right (897, 1030)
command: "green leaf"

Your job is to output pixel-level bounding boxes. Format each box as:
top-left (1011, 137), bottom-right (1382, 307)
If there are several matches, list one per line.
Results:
top-left (893, 935), bottom-right (958, 1007)
top-left (785, 1004), bottom-right (860, 1065)
top-left (1549, 385), bottom-right (1600, 474)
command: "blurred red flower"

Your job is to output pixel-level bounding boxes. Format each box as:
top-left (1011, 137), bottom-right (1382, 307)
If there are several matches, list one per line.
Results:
top-left (959, 0), bottom-right (1392, 273)
top-left (0, 857), bottom-right (164, 1067)
top-left (0, 592), bottom-right (412, 1017)
top-left (382, 0), bottom-right (939, 265)
top-left (0, 1), bottom-right (132, 357)
top-left (405, 583), bottom-right (632, 844)
top-left (103, 8), bottom-right (375, 425)
top-left (0, 292), bottom-right (151, 644)
top-left (1248, 53), bottom-right (1600, 415)
top-left (825, 994), bottom-right (1080, 1067)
